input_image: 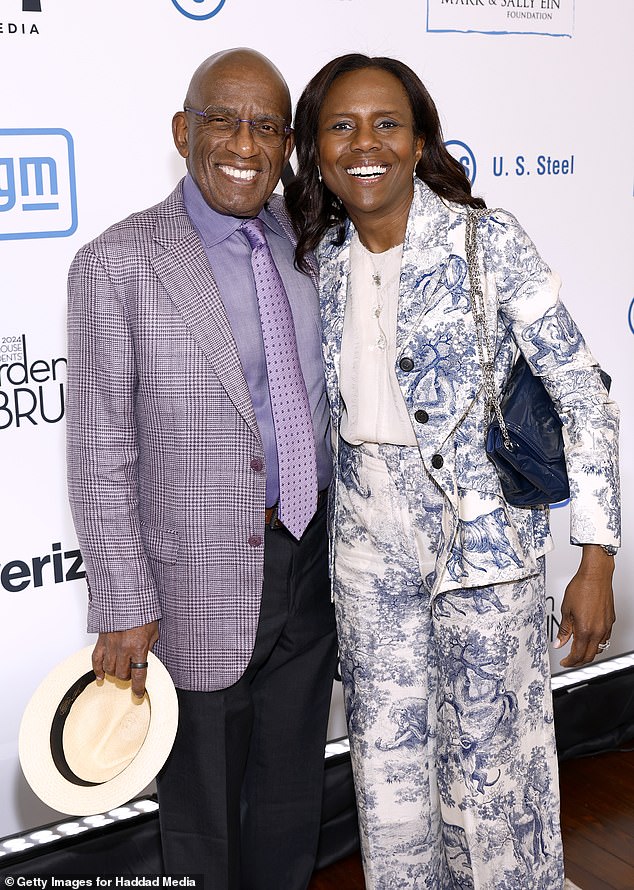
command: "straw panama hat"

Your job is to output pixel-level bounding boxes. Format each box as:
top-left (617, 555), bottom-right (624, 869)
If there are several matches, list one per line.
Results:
top-left (19, 645), bottom-right (179, 816)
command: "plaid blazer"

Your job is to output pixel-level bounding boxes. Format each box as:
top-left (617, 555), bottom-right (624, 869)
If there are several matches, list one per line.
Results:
top-left (66, 180), bottom-right (316, 691)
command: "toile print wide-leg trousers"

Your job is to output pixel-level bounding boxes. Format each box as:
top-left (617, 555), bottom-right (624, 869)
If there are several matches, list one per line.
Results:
top-left (333, 441), bottom-right (564, 890)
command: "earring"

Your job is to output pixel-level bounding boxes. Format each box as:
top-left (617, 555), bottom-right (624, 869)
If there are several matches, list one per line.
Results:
top-left (317, 165), bottom-right (322, 183)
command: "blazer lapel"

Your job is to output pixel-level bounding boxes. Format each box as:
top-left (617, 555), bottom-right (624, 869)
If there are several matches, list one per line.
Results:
top-left (151, 186), bottom-right (260, 441)
top-left (318, 183), bottom-right (454, 372)
top-left (319, 232), bottom-right (351, 409)
top-left (267, 194), bottom-right (320, 289)
top-left (396, 180), bottom-right (454, 352)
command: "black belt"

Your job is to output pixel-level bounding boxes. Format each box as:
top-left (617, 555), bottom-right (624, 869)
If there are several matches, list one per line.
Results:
top-left (265, 488), bottom-right (328, 530)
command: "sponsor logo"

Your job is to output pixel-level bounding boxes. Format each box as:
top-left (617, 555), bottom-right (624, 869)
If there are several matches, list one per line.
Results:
top-left (171, 0), bottom-right (226, 20)
top-left (0, 0), bottom-right (42, 36)
top-left (0, 129), bottom-right (77, 240)
top-left (445, 139), bottom-right (477, 185)
top-left (1, 541), bottom-right (85, 592)
top-left (0, 334), bottom-right (66, 430)
top-left (492, 152), bottom-right (575, 178)
top-left (426, 0), bottom-right (575, 38)
top-left (444, 142), bottom-right (575, 186)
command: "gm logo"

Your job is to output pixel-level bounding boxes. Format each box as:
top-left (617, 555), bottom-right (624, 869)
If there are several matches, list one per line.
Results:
top-left (629, 298), bottom-right (634, 336)
top-left (0, 129), bottom-right (77, 241)
top-left (445, 140), bottom-right (477, 185)
top-left (171, 0), bottom-right (226, 20)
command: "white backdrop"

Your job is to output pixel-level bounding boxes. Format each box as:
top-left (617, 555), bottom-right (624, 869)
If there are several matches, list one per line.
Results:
top-left (1, 0), bottom-right (632, 838)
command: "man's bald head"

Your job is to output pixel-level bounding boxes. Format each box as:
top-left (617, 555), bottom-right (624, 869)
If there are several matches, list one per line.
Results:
top-left (184, 48), bottom-right (291, 123)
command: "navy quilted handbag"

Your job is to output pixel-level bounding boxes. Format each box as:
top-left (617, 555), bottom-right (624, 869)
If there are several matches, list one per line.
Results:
top-left (465, 208), bottom-right (611, 508)
top-left (485, 355), bottom-right (611, 507)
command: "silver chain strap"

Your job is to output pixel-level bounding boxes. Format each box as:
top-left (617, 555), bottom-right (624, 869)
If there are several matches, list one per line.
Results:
top-left (465, 208), bottom-right (513, 452)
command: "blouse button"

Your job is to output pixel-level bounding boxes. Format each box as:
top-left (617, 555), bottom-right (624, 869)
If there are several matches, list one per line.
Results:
top-left (431, 454), bottom-right (444, 470)
top-left (414, 409), bottom-right (429, 424)
top-left (399, 357), bottom-right (415, 372)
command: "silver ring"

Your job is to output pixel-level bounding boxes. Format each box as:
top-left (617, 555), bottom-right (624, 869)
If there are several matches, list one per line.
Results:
top-left (597, 641), bottom-right (611, 652)
top-left (130, 661), bottom-right (149, 669)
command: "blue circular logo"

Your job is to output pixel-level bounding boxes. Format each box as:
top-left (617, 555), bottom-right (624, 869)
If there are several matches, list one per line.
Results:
top-left (628, 297), bottom-right (634, 335)
top-left (445, 140), bottom-right (477, 185)
top-left (171, 0), bottom-right (226, 20)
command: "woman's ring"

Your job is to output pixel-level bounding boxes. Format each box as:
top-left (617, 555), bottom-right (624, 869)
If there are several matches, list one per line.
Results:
top-left (597, 641), bottom-right (610, 652)
top-left (130, 661), bottom-right (149, 669)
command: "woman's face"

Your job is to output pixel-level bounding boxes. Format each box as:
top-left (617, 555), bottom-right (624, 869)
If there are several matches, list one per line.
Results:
top-left (317, 67), bottom-right (424, 238)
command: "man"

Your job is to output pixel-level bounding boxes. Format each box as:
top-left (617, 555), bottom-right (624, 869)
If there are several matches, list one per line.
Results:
top-left (66, 48), bottom-right (337, 889)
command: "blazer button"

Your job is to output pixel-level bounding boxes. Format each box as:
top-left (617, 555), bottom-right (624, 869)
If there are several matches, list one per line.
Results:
top-left (399, 356), bottom-right (415, 372)
top-left (248, 535), bottom-right (263, 548)
top-left (431, 454), bottom-right (444, 470)
top-left (414, 409), bottom-right (429, 424)
top-left (250, 458), bottom-right (264, 473)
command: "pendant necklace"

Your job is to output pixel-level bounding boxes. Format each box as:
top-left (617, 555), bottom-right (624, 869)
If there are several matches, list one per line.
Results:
top-left (365, 243), bottom-right (402, 351)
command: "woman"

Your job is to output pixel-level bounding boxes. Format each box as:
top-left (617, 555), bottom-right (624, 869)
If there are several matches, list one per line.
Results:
top-left (286, 54), bottom-right (620, 889)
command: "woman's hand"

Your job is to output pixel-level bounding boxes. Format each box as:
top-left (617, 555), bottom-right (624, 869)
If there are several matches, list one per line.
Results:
top-left (554, 545), bottom-right (615, 667)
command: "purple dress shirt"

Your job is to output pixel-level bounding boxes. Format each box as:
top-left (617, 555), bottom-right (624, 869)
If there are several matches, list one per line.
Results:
top-left (183, 174), bottom-right (331, 507)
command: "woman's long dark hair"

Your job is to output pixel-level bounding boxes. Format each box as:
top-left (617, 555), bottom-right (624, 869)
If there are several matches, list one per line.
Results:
top-left (286, 54), bottom-right (485, 272)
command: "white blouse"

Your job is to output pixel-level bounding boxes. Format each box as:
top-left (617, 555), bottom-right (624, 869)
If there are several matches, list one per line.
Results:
top-left (339, 233), bottom-right (418, 446)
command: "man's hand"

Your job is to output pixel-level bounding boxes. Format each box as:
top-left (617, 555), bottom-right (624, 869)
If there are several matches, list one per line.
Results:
top-left (92, 621), bottom-right (160, 698)
top-left (554, 545), bottom-right (615, 668)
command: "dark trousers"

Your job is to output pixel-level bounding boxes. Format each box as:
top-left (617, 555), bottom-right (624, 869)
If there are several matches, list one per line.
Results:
top-left (156, 502), bottom-right (337, 890)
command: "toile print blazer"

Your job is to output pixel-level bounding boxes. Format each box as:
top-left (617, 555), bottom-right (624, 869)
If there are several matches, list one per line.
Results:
top-left (66, 180), bottom-right (316, 691)
top-left (318, 178), bottom-right (620, 596)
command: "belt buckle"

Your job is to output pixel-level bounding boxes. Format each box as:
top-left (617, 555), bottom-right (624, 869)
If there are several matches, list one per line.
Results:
top-left (268, 503), bottom-right (284, 531)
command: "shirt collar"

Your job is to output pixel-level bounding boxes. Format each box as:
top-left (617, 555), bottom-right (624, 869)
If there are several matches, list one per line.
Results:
top-left (182, 173), bottom-right (284, 247)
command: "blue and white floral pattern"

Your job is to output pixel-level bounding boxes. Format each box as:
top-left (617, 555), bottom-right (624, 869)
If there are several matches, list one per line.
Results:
top-left (318, 180), bottom-right (620, 888)
top-left (335, 443), bottom-right (563, 888)
top-left (318, 178), bottom-right (620, 592)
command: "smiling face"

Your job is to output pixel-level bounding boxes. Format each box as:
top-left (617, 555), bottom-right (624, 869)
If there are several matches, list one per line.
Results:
top-left (172, 50), bottom-right (293, 218)
top-left (316, 67), bottom-right (424, 246)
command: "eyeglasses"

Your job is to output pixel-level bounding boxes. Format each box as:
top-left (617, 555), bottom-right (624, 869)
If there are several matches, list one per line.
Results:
top-left (184, 106), bottom-right (292, 146)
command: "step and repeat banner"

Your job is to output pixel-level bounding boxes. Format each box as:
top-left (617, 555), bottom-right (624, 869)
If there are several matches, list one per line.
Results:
top-left (1, 0), bottom-right (632, 837)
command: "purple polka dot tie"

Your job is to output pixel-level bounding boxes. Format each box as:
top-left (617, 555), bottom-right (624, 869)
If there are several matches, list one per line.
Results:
top-left (242, 218), bottom-right (318, 539)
